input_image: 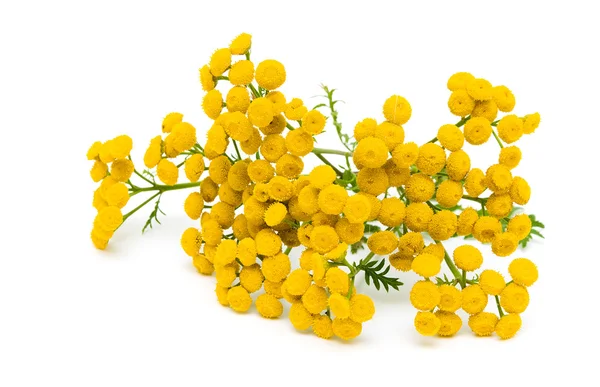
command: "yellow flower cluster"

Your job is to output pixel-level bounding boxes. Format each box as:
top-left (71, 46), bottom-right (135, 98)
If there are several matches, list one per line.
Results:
top-left (87, 35), bottom-right (543, 342)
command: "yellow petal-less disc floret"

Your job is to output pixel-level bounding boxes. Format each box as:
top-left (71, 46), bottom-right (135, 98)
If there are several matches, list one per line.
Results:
top-left (239, 264), bottom-right (265, 293)
top-left (367, 231), bottom-right (398, 255)
top-left (184, 192), bottom-right (204, 220)
top-left (486, 164), bottom-right (513, 194)
top-left (110, 159), bottom-right (134, 183)
top-left (438, 284), bottom-right (462, 312)
top-left (468, 312), bottom-right (498, 336)
top-left (263, 202), bottom-right (287, 227)
top-left (412, 253), bottom-right (442, 278)
top-left (214, 239), bottom-right (237, 266)
top-left (447, 72), bottom-right (475, 91)
top-left (472, 216), bottom-right (502, 243)
top-left (410, 280), bottom-right (441, 310)
top-left (446, 150), bottom-right (471, 181)
top-left (383, 95), bottom-right (412, 125)
top-left (229, 60), bottom-right (254, 85)
top-left (508, 258), bottom-right (538, 287)
top-left (378, 197), bottom-right (406, 227)
top-left (227, 286), bottom-right (252, 313)
top-left (255, 229), bottom-right (282, 256)
top-left (507, 214), bottom-right (532, 240)
top-left (497, 114), bottom-right (524, 144)
top-left (457, 207), bottom-right (479, 236)
top-left (310, 225), bottom-right (339, 254)
top-left (284, 98), bottom-right (308, 121)
top-left (90, 161), bottom-right (108, 182)
top-left (448, 89), bottom-right (475, 117)
top-left (428, 210), bottom-right (458, 241)
top-left (464, 117), bottom-right (492, 145)
top-left (332, 318), bottom-right (362, 340)
top-left (510, 176), bottom-right (531, 205)
top-left (199, 65), bottom-right (215, 92)
top-left (461, 284), bottom-right (488, 314)
top-left (353, 118), bottom-right (377, 141)
top-left (356, 168), bottom-right (389, 196)
top-left (262, 252), bottom-right (291, 283)
top-left (229, 32), bottom-right (252, 55)
top-left (226, 86), bottom-right (251, 113)
top-left (353, 137), bottom-right (388, 169)
top-left (248, 97), bottom-right (275, 128)
top-left (398, 232), bottom-right (425, 258)
top-left (523, 112), bottom-right (541, 134)
top-left (268, 175), bottom-right (294, 202)
top-left (326, 267), bottom-right (349, 294)
top-left (329, 292), bottom-right (351, 318)
top-left (453, 245), bottom-right (483, 271)
top-left (285, 128), bottom-right (314, 157)
top-left (209, 48), bottom-right (231, 77)
top-left (309, 165), bottom-right (337, 189)
top-left (289, 302), bottom-right (313, 330)
top-left (464, 168), bottom-right (487, 197)
top-left (416, 143), bottom-right (446, 175)
top-left (500, 283), bottom-right (529, 313)
top-left (495, 314), bottom-right (522, 339)
top-left (466, 78), bottom-right (493, 101)
top-left (405, 173), bottom-right (435, 203)
top-left (471, 100), bottom-right (498, 122)
top-left (486, 193), bottom-right (513, 219)
top-left (437, 124), bottom-right (464, 151)
top-left (405, 203), bottom-right (433, 232)
top-left (285, 268), bottom-right (312, 296)
top-left (343, 194), bottom-right (372, 224)
top-left (256, 294), bottom-right (283, 318)
top-left (414, 311), bottom-right (441, 336)
top-left (435, 310), bottom-right (463, 337)
top-left (492, 85), bottom-right (516, 112)
top-left (491, 232), bottom-right (519, 257)
top-left (349, 294), bottom-right (375, 323)
top-left (184, 154), bottom-right (205, 182)
top-left (312, 315), bottom-right (334, 339)
top-left (318, 184), bottom-right (348, 215)
top-left (237, 237), bottom-right (257, 266)
top-left (157, 159), bottom-right (179, 185)
top-left (202, 89), bottom-right (223, 120)
top-left (479, 270), bottom-right (506, 296)
top-left (255, 59), bottom-right (286, 90)
top-left (499, 146), bottom-right (522, 170)
top-left (302, 110), bottom-right (326, 135)
top-left (436, 180), bottom-right (463, 208)
top-left (392, 141), bottom-right (419, 168)
top-left (302, 284), bottom-right (328, 314)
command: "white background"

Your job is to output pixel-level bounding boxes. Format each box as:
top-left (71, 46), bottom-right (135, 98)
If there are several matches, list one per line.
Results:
top-left (0, 0), bottom-right (597, 385)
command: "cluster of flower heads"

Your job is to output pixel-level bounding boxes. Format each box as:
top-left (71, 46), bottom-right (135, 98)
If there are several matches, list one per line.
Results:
top-left (87, 33), bottom-right (542, 341)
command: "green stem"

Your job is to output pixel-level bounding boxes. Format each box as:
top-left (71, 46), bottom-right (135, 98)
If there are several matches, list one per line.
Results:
top-left (495, 295), bottom-right (505, 317)
top-left (462, 195), bottom-right (486, 203)
top-left (312, 147), bottom-right (353, 157)
top-left (437, 241), bottom-right (464, 289)
top-left (286, 123), bottom-right (296, 131)
top-left (123, 192), bottom-right (160, 221)
top-left (132, 181), bottom-right (201, 193)
top-left (134, 169), bottom-right (155, 186)
top-left (456, 116), bottom-right (471, 127)
top-left (232, 140), bottom-right (242, 160)
top-left (428, 137), bottom-right (438, 143)
top-left (491, 130), bottom-right (504, 148)
top-left (313, 152), bottom-right (343, 177)
top-left (214, 76), bottom-right (229, 81)
top-left (284, 246), bottom-right (292, 255)
top-left (248, 83), bottom-right (260, 98)
top-left (461, 270), bottom-right (467, 289)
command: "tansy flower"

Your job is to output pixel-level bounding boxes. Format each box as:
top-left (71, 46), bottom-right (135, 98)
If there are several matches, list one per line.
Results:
top-left (448, 89), bottom-right (475, 117)
top-left (253, 183), bottom-right (270, 203)
top-left (227, 286), bottom-right (252, 313)
top-left (472, 216), bottom-right (502, 243)
top-left (284, 98), bottom-right (307, 121)
top-left (109, 135), bottom-right (133, 160)
top-left (180, 227), bottom-right (203, 257)
top-left (522, 112), bottom-right (541, 134)
top-left (324, 242), bottom-right (348, 262)
top-left (464, 117), bottom-right (492, 145)
top-left (309, 165), bottom-right (337, 189)
top-left (367, 231), bottom-right (398, 255)
top-left (302, 110), bottom-right (326, 135)
top-left (201, 219), bottom-right (223, 246)
top-left (214, 239), bottom-right (237, 266)
top-left (378, 197), bottom-right (406, 227)
top-left (239, 264), bottom-right (265, 293)
top-left (412, 253), bottom-right (441, 278)
top-left (90, 160), bottom-right (108, 182)
top-left (332, 318), bottom-right (362, 340)
top-left (229, 60), bottom-right (254, 85)
top-left (446, 150), bottom-right (471, 181)
top-left (436, 180), bottom-right (463, 208)
top-left (285, 269), bottom-right (312, 296)
top-left (202, 89), bottom-right (223, 120)
top-left (192, 254), bottom-right (214, 275)
top-left (468, 312), bottom-right (498, 336)
top-left (285, 128), bottom-right (314, 157)
top-left (357, 193), bottom-right (381, 221)
top-left (240, 129), bottom-right (262, 156)
top-left (262, 252), bottom-right (291, 283)
top-left (405, 203), bottom-right (434, 232)
top-left (410, 280), bottom-right (441, 310)
top-left (111, 159), bottom-right (135, 183)
top-left (508, 258), bottom-right (538, 287)
top-left (453, 245), bottom-right (483, 271)
top-left (266, 91), bottom-right (286, 114)
top-left (466, 78), bottom-right (493, 101)
top-left (228, 161), bottom-right (251, 191)
top-left (438, 284), bottom-right (462, 312)
top-left (375, 121), bottom-right (405, 151)
top-left (256, 294), bottom-right (283, 319)
top-left (486, 193), bottom-right (513, 218)
top-left (356, 168), bottom-right (389, 196)
top-left (486, 164), bottom-right (513, 194)
top-left (491, 232), bottom-right (519, 257)
top-left (383, 94), bottom-right (412, 125)
top-left (200, 177), bottom-right (219, 203)
top-left (171, 122), bottom-right (197, 153)
top-left (247, 159), bottom-right (274, 184)
top-left (343, 194), bottom-right (372, 224)
top-left (354, 118), bottom-right (377, 141)
top-left (318, 184), bottom-right (348, 215)
top-left (471, 100), bottom-right (498, 122)
top-left (302, 284), bottom-right (328, 314)
top-left (248, 97), bottom-right (275, 127)
top-left (310, 225), bottom-right (339, 254)
top-left (95, 206), bottom-right (123, 232)
top-left (495, 314), bottom-right (522, 339)
top-left (255, 59), bottom-right (286, 90)
top-left (268, 175), bottom-right (294, 202)
top-left (199, 65), bottom-right (215, 92)
top-left (215, 285), bottom-right (229, 306)
top-left (500, 283), bottom-right (529, 313)
top-left (184, 192), bottom-right (204, 220)
top-left (507, 214), bottom-right (532, 240)
top-left (423, 243), bottom-right (445, 261)
top-left (157, 159), bottom-right (178, 185)
top-left (405, 173), bottom-right (435, 203)
top-left (264, 202), bottom-right (288, 227)
top-left (222, 111), bottom-right (253, 142)
top-left (492, 85), bottom-right (516, 112)
top-left (457, 207), bottom-right (479, 236)
top-left (389, 252), bottom-right (413, 272)
top-left (209, 48), bottom-right (231, 77)
top-left (349, 294), bottom-right (375, 323)
top-left (510, 176), bottom-right (531, 205)
top-left (416, 143), bottom-right (446, 175)
top-left (232, 214), bottom-right (250, 241)
top-left (414, 311), bottom-right (441, 336)
top-left (464, 168), bottom-right (487, 197)
top-left (263, 279), bottom-right (283, 299)
top-left (311, 253), bottom-right (328, 281)
top-left (237, 237), bottom-right (257, 266)
top-left (255, 229), bottom-right (282, 257)
top-left (353, 137), bottom-right (388, 169)
top-left (428, 210), bottom-right (458, 241)
top-left (437, 124), bottom-right (464, 151)
top-left (297, 185), bottom-right (320, 215)
top-left (281, 282), bottom-right (302, 304)
top-left (98, 141), bottom-right (115, 164)
top-left (211, 201), bottom-right (235, 228)
top-left (479, 270), bottom-right (506, 296)
top-left (312, 315), bottom-right (334, 339)
top-left (397, 232), bottom-right (424, 258)
top-left (229, 32), bottom-right (252, 55)
top-left (499, 146), bottom-right (522, 169)
top-left (297, 223), bottom-right (314, 248)
top-left (184, 154), bottom-right (205, 182)
top-left (383, 160), bottom-right (410, 187)
top-left (87, 141), bottom-right (102, 160)
top-left (312, 212), bottom-right (337, 227)
top-left (219, 182), bottom-right (242, 207)
top-left (497, 114), bottom-right (524, 144)
top-left (326, 267), bottom-right (349, 294)
top-left (435, 310), bottom-right (463, 337)
top-left (260, 134), bottom-right (287, 162)
top-left (461, 284), bottom-right (488, 314)
top-left (447, 72), bottom-right (475, 91)
top-left (335, 218), bottom-right (364, 245)
top-left (226, 86), bottom-right (251, 113)
top-left (215, 264), bottom-right (237, 287)
top-left (392, 141), bottom-right (419, 168)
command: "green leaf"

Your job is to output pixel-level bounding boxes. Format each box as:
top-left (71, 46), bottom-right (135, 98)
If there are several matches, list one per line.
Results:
top-left (358, 259), bottom-right (403, 292)
top-left (142, 194), bottom-right (165, 233)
